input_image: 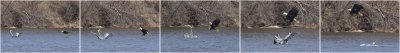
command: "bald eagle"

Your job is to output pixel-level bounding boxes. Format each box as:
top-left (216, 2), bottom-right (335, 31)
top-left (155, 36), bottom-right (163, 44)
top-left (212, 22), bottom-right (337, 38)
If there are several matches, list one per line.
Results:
top-left (285, 8), bottom-right (299, 23)
top-left (210, 19), bottom-right (221, 30)
top-left (348, 4), bottom-right (364, 16)
top-left (60, 30), bottom-right (71, 38)
top-left (139, 27), bottom-right (149, 36)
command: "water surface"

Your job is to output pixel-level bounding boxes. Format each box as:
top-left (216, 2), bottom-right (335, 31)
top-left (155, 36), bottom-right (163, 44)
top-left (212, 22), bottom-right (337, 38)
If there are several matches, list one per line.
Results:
top-left (322, 32), bottom-right (399, 52)
top-left (1, 28), bottom-right (79, 52)
top-left (161, 27), bottom-right (239, 52)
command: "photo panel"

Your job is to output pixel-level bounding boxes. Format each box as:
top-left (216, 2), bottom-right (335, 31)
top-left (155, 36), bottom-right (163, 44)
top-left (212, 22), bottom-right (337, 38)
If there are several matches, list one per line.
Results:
top-left (81, 1), bottom-right (160, 52)
top-left (321, 1), bottom-right (399, 52)
top-left (161, 1), bottom-right (240, 52)
top-left (240, 1), bottom-right (319, 52)
top-left (1, 1), bottom-right (80, 52)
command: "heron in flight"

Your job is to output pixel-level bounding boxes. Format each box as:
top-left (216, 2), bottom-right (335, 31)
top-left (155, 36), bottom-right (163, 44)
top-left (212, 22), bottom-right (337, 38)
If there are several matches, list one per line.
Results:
top-left (91, 29), bottom-right (111, 40)
top-left (274, 32), bottom-right (298, 44)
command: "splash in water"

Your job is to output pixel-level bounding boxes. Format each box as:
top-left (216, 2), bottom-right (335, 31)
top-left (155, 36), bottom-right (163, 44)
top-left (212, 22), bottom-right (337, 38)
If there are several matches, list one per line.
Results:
top-left (184, 25), bottom-right (198, 38)
top-left (360, 42), bottom-right (379, 47)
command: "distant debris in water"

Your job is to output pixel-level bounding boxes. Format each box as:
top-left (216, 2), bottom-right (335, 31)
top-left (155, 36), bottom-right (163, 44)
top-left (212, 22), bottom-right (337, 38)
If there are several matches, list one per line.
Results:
top-left (184, 25), bottom-right (194, 28)
top-left (5, 27), bottom-right (17, 28)
top-left (247, 27), bottom-right (253, 29)
top-left (346, 30), bottom-right (365, 32)
top-left (334, 30), bottom-right (339, 32)
top-left (360, 42), bottom-right (378, 47)
top-left (89, 26), bottom-right (104, 28)
top-left (262, 25), bottom-right (282, 28)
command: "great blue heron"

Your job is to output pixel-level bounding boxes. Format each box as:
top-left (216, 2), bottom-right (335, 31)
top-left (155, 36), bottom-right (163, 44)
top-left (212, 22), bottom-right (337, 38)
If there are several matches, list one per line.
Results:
top-left (9, 30), bottom-right (20, 38)
top-left (274, 32), bottom-right (298, 44)
top-left (184, 25), bottom-right (197, 38)
top-left (91, 29), bottom-right (111, 40)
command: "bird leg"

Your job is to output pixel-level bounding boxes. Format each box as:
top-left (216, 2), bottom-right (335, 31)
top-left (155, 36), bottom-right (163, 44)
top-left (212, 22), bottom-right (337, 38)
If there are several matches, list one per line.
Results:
top-left (216, 27), bottom-right (220, 32)
top-left (358, 12), bottom-right (363, 16)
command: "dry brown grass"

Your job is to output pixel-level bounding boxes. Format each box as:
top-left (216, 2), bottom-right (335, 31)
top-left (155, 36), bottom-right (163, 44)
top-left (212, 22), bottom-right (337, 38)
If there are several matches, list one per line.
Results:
top-left (82, 1), bottom-right (159, 28)
top-left (161, 1), bottom-right (239, 27)
top-left (1, 1), bottom-right (79, 28)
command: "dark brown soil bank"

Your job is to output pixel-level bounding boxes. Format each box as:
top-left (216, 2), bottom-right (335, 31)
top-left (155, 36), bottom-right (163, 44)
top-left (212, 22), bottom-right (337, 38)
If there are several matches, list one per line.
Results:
top-left (82, 1), bottom-right (159, 28)
top-left (161, 1), bottom-right (239, 27)
top-left (322, 1), bottom-right (399, 32)
top-left (1, 1), bottom-right (79, 28)
top-left (241, 1), bottom-right (319, 28)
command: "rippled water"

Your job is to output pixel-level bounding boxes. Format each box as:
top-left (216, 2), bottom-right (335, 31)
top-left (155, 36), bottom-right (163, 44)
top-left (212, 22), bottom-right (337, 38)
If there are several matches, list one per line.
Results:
top-left (241, 28), bottom-right (319, 52)
top-left (161, 27), bottom-right (239, 52)
top-left (2, 28), bottom-right (398, 52)
top-left (1, 28), bottom-right (79, 52)
top-left (322, 32), bottom-right (399, 52)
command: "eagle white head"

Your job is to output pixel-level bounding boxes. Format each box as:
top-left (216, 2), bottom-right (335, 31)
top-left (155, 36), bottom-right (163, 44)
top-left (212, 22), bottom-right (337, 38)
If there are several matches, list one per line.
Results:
top-left (209, 22), bottom-right (213, 24)
top-left (348, 9), bottom-right (352, 11)
top-left (139, 27), bottom-right (143, 30)
top-left (282, 12), bottom-right (288, 16)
